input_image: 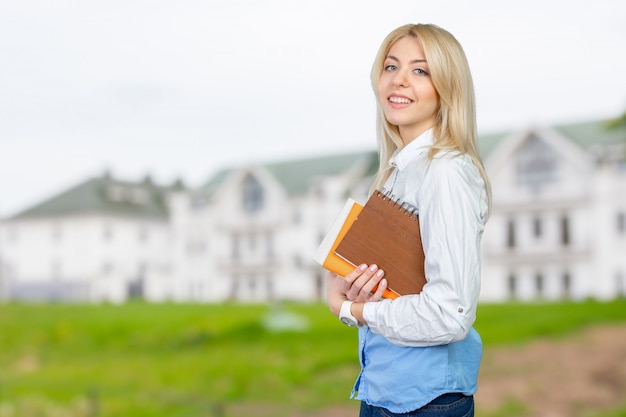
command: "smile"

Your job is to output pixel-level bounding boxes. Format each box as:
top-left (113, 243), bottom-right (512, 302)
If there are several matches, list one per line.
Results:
top-left (388, 96), bottom-right (412, 104)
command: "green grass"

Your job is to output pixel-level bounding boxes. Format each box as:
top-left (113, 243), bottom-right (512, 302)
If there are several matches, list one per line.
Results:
top-left (0, 299), bottom-right (625, 417)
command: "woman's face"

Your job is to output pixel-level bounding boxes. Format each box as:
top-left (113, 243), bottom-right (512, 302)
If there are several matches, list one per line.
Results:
top-left (377, 36), bottom-right (439, 145)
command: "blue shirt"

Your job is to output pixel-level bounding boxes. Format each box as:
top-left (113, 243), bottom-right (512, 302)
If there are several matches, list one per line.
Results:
top-left (352, 326), bottom-right (482, 412)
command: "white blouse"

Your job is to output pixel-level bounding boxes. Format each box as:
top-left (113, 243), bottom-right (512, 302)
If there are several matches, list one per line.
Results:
top-left (362, 129), bottom-right (489, 347)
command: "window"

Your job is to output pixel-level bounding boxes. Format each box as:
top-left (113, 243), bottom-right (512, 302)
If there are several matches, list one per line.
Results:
top-left (562, 271), bottom-right (571, 299)
top-left (516, 135), bottom-right (557, 189)
top-left (265, 232), bottom-right (274, 259)
top-left (507, 273), bottom-right (517, 299)
top-left (248, 232), bottom-right (257, 251)
top-left (230, 274), bottom-right (240, 299)
top-left (560, 215), bottom-right (570, 246)
top-left (130, 188), bottom-right (149, 204)
top-left (533, 217), bottom-right (542, 238)
top-left (265, 274), bottom-right (274, 301)
top-left (248, 274), bottom-right (257, 293)
top-left (617, 272), bottom-right (625, 297)
top-left (231, 233), bottom-right (240, 259)
top-left (535, 273), bottom-right (544, 297)
top-left (617, 211), bottom-right (625, 235)
top-left (242, 174), bottom-right (264, 213)
top-left (315, 271), bottom-right (324, 301)
top-left (506, 218), bottom-right (516, 248)
top-left (107, 185), bottom-right (149, 205)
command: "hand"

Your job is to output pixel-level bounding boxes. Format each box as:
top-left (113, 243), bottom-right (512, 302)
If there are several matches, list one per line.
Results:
top-left (325, 264), bottom-right (388, 317)
top-left (344, 264), bottom-right (387, 303)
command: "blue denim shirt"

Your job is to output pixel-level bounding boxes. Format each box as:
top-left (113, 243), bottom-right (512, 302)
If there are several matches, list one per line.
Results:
top-left (351, 326), bottom-right (482, 413)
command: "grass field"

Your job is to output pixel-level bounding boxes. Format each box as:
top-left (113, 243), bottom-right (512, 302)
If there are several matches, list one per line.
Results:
top-left (1, 299), bottom-right (625, 417)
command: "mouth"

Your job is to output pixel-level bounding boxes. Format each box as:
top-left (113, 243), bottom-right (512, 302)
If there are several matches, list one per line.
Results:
top-left (388, 96), bottom-right (413, 104)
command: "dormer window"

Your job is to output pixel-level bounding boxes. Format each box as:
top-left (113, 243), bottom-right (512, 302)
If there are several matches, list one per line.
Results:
top-left (106, 185), bottom-right (150, 205)
top-left (242, 174), bottom-right (264, 213)
top-left (516, 134), bottom-right (557, 190)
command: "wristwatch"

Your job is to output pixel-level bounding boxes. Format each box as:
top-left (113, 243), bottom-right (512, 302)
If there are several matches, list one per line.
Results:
top-left (339, 300), bottom-right (359, 327)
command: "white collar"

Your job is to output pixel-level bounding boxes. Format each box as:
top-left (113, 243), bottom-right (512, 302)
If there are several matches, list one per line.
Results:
top-left (389, 128), bottom-right (435, 170)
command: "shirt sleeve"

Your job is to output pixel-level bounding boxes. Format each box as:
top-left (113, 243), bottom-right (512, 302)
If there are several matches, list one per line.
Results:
top-left (362, 154), bottom-right (488, 347)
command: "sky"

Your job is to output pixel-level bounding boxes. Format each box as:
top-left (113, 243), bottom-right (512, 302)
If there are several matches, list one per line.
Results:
top-left (1, 0), bottom-right (625, 217)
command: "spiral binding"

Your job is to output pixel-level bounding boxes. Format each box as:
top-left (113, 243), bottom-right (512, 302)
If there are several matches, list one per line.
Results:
top-left (378, 188), bottom-right (418, 220)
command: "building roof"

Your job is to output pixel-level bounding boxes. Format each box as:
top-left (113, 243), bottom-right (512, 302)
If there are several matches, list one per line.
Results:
top-left (554, 119), bottom-right (626, 149)
top-left (8, 118), bottom-right (623, 220)
top-left (9, 174), bottom-right (180, 220)
top-left (205, 150), bottom-right (379, 196)
top-left (264, 151), bottom-right (379, 195)
top-left (479, 118), bottom-right (626, 158)
top-left (203, 118), bottom-right (624, 195)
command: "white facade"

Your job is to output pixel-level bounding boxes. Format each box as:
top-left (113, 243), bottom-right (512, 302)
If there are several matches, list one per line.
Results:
top-left (480, 128), bottom-right (626, 301)
top-left (1, 121), bottom-right (625, 303)
top-left (1, 214), bottom-right (172, 303)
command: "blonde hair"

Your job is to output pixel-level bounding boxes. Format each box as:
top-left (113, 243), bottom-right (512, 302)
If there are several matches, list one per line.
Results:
top-left (369, 23), bottom-right (491, 214)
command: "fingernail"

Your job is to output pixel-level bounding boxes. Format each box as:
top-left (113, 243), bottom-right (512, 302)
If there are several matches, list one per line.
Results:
top-left (360, 264), bottom-right (368, 271)
top-left (381, 278), bottom-right (387, 286)
top-left (376, 270), bottom-right (384, 277)
top-left (369, 264), bottom-right (378, 271)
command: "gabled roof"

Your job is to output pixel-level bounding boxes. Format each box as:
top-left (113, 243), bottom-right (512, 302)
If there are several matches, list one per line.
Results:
top-left (9, 174), bottom-right (181, 220)
top-left (8, 118), bottom-right (622, 220)
top-left (205, 150), bottom-right (379, 196)
top-left (554, 119), bottom-right (626, 149)
top-left (479, 118), bottom-right (626, 158)
top-left (203, 118), bottom-right (624, 196)
top-left (265, 151), bottom-right (379, 195)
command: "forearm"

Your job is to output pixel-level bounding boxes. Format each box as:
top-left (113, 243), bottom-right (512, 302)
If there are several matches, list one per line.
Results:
top-left (326, 264), bottom-right (388, 323)
top-left (363, 290), bottom-right (476, 346)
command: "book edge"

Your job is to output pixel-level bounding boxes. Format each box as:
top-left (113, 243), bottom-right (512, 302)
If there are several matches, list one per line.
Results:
top-left (313, 198), bottom-right (358, 265)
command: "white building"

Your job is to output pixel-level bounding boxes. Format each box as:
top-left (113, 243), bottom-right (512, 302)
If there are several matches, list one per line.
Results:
top-left (0, 173), bottom-right (178, 303)
top-left (1, 119), bottom-right (625, 303)
top-left (480, 121), bottom-right (626, 301)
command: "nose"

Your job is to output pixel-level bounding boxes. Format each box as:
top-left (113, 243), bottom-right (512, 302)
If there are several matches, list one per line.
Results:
top-left (392, 69), bottom-right (409, 87)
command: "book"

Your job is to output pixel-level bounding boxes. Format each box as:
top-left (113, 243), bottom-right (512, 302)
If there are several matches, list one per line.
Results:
top-left (313, 198), bottom-right (364, 279)
top-left (314, 189), bottom-right (426, 299)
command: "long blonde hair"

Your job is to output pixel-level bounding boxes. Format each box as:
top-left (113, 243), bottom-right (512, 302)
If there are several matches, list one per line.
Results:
top-left (369, 23), bottom-right (491, 214)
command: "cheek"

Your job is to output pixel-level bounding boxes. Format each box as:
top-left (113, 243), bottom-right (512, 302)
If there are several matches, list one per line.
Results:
top-left (376, 83), bottom-right (387, 104)
top-left (423, 86), bottom-right (439, 107)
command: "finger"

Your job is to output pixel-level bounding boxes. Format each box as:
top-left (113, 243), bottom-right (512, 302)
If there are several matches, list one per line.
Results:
top-left (343, 264), bottom-right (368, 285)
top-left (346, 264), bottom-right (379, 300)
top-left (370, 278), bottom-right (388, 301)
top-left (348, 266), bottom-right (384, 302)
top-left (360, 267), bottom-right (385, 296)
top-left (353, 264), bottom-right (381, 290)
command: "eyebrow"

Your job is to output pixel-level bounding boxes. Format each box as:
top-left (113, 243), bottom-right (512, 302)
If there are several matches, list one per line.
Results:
top-left (387, 55), bottom-right (428, 64)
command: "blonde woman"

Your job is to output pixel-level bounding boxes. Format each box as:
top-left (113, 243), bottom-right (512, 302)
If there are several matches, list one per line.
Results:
top-left (326, 23), bottom-right (491, 417)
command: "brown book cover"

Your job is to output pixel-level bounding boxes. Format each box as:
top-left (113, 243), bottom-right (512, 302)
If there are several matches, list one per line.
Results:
top-left (334, 189), bottom-right (426, 296)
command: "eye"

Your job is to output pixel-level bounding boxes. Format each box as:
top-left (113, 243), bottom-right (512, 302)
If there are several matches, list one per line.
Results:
top-left (414, 68), bottom-right (430, 76)
top-left (384, 64), bottom-right (397, 71)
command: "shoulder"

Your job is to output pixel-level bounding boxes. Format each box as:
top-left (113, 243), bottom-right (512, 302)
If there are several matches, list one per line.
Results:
top-left (427, 151), bottom-right (480, 183)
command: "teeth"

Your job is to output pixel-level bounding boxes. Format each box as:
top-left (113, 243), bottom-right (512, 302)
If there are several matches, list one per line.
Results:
top-left (389, 96), bottom-right (411, 104)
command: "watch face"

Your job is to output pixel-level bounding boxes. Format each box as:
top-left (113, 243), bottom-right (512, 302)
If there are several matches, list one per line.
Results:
top-left (340, 316), bottom-right (357, 327)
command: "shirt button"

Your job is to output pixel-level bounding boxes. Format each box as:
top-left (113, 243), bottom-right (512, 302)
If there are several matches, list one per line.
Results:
top-left (458, 307), bottom-right (464, 313)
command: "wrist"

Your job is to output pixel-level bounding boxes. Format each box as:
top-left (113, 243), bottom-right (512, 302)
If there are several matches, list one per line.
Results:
top-left (339, 300), bottom-right (360, 327)
top-left (329, 294), bottom-right (347, 316)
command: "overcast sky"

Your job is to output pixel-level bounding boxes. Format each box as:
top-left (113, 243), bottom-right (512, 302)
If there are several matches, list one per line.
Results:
top-left (1, 0), bottom-right (625, 217)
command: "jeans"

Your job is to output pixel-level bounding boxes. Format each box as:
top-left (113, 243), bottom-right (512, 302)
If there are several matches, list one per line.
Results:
top-left (359, 393), bottom-right (474, 417)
